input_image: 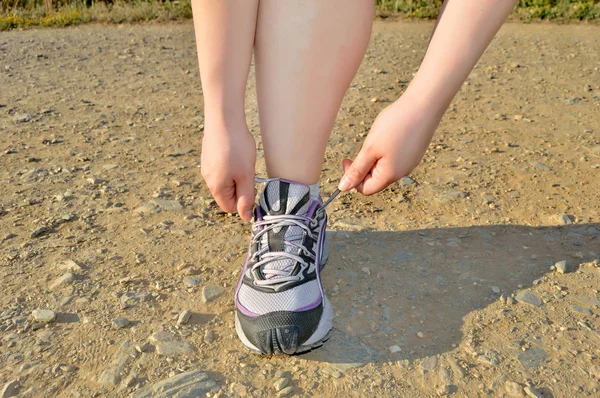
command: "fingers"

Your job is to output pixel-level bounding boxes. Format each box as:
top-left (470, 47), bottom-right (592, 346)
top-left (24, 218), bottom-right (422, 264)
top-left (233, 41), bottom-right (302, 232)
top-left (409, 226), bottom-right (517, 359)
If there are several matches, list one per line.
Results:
top-left (209, 181), bottom-right (237, 214)
top-left (338, 149), bottom-right (376, 191)
top-left (356, 162), bottom-right (393, 196)
top-left (235, 175), bottom-right (255, 221)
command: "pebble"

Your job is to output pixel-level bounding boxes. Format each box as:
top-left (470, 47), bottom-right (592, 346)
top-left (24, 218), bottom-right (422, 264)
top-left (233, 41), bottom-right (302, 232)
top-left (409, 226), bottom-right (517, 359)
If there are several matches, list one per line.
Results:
top-left (131, 369), bottom-right (218, 398)
top-left (389, 345), bottom-right (402, 354)
top-left (183, 276), bottom-right (201, 287)
top-left (505, 380), bottom-right (525, 397)
top-left (1, 380), bottom-right (20, 398)
top-left (273, 377), bottom-right (290, 392)
top-left (229, 382), bottom-right (248, 397)
top-left (49, 272), bottom-right (76, 290)
top-left (112, 317), bottom-right (130, 329)
top-left (571, 305), bottom-right (592, 316)
top-left (277, 386), bottom-right (295, 397)
top-left (555, 260), bottom-right (568, 274)
top-left (32, 308), bottom-right (56, 323)
top-left (202, 284), bottom-right (224, 303)
top-left (559, 213), bottom-right (574, 225)
top-left (417, 331), bottom-right (425, 338)
top-left (156, 341), bottom-right (194, 356)
top-left (590, 364), bottom-right (600, 380)
top-left (491, 286), bottom-right (501, 294)
top-left (149, 199), bottom-right (183, 211)
top-left (204, 329), bottom-right (215, 344)
top-left (99, 367), bottom-right (122, 385)
top-left (437, 384), bottom-right (453, 396)
top-left (149, 331), bottom-right (174, 343)
top-left (515, 291), bottom-right (541, 307)
top-left (60, 259), bottom-right (84, 272)
top-left (177, 310), bottom-right (192, 325)
top-left (400, 176), bottom-right (416, 186)
top-left (524, 386), bottom-right (543, 398)
top-left (518, 346), bottom-right (547, 369)
top-left (420, 356), bottom-right (438, 371)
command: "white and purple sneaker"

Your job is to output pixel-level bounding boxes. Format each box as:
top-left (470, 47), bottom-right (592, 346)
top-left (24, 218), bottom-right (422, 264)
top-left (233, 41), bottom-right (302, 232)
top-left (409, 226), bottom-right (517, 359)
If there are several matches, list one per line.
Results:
top-left (234, 179), bottom-right (336, 355)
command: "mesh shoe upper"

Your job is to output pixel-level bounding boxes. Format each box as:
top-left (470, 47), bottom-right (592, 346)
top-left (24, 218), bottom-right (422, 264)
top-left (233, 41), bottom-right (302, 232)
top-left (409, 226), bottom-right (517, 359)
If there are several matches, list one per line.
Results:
top-left (236, 179), bottom-right (327, 316)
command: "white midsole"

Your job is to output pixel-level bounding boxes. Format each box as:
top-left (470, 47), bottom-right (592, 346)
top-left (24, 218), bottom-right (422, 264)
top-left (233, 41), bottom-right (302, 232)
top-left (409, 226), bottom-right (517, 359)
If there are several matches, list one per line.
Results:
top-left (235, 294), bottom-right (333, 351)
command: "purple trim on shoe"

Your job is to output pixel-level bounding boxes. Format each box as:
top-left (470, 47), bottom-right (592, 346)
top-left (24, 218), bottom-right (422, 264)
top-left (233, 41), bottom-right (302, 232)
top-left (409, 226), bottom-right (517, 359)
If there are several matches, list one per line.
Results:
top-left (293, 295), bottom-right (322, 312)
top-left (305, 200), bottom-right (320, 220)
top-left (316, 214), bottom-right (327, 271)
top-left (236, 300), bottom-right (260, 317)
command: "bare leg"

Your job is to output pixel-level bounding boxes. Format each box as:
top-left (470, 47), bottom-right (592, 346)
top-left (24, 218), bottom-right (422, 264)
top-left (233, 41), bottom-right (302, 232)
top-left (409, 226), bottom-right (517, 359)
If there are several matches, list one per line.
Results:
top-left (255, 0), bottom-right (373, 185)
top-left (192, 1), bottom-right (259, 220)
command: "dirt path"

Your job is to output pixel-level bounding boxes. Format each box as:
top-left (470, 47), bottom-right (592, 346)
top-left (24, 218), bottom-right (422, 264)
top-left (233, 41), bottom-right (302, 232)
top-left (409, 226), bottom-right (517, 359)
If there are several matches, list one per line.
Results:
top-left (1, 21), bottom-right (599, 397)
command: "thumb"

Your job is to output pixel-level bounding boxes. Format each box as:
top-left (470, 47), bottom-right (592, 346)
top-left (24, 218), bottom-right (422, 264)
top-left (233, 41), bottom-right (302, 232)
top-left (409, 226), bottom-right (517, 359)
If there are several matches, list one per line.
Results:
top-left (338, 149), bottom-right (376, 191)
top-left (235, 175), bottom-right (255, 221)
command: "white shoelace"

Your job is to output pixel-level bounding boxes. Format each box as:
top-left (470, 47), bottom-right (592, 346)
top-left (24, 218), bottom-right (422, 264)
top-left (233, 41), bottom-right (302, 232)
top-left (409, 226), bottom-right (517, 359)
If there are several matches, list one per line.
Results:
top-left (248, 185), bottom-right (340, 288)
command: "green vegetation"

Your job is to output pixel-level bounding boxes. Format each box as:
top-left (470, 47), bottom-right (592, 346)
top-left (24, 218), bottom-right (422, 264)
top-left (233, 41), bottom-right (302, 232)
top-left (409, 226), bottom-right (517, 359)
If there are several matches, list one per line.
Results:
top-left (1, 0), bottom-right (599, 31)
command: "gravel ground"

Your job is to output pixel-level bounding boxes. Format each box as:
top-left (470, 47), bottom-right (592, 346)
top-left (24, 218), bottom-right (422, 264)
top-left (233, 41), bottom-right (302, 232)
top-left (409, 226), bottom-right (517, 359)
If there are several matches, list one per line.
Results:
top-left (1, 20), bottom-right (599, 397)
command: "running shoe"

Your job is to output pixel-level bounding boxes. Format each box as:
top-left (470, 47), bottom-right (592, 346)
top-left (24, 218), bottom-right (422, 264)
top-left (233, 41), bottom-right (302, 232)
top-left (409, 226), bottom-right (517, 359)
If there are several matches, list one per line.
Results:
top-left (234, 178), bottom-right (337, 355)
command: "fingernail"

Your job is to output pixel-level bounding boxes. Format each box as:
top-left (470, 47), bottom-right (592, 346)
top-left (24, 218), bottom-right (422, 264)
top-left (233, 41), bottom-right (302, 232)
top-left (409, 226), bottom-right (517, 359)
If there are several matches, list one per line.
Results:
top-left (338, 176), bottom-right (351, 191)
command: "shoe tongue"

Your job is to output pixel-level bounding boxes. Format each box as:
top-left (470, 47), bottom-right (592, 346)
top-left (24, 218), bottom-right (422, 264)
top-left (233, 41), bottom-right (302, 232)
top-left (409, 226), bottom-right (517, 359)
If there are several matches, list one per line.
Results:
top-left (259, 179), bottom-right (311, 216)
top-left (256, 179), bottom-right (315, 281)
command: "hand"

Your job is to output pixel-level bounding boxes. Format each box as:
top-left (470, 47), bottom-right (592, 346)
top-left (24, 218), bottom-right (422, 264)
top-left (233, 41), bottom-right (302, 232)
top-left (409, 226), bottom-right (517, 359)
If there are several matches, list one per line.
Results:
top-left (338, 94), bottom-right (443, 195)
top-left (201, 121), bottom-right (256, 221)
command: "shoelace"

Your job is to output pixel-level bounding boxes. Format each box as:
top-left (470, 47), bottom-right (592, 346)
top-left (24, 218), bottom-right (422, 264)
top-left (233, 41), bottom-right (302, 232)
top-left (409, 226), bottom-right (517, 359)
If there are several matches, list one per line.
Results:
top-left (249, 182), bottom-right (340, 287)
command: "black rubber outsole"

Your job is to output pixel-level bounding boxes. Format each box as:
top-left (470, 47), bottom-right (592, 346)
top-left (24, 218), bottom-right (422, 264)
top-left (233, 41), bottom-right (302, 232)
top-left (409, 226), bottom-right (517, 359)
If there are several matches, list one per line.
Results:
top-left (244, 329), bottom-right (332, 356)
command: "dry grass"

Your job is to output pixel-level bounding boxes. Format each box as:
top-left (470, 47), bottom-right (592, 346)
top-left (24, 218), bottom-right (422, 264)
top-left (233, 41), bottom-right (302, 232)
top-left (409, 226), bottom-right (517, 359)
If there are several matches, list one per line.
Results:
top-left (1, 0), bottom-right (599, 31)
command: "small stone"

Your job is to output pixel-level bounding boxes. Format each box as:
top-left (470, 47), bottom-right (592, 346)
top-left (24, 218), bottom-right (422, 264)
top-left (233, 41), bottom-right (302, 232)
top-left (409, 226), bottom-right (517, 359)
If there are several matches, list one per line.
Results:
top-left (277, 386), bottom-right (295, 397)
top-left (400, 176), bottom-right (416, 186)
top-left (555, 260), bottom-right (568, 274)
top-left (204, 330), bottom-right (215, 344)
top-left (183, 276), bottom-right (201, 287)
top-left (273, 377), bottom-right (290, 392)
top-left (60, 259), bottom-right (83, 272)
top-left (112, 317), bottom-right (130, 329)
top-left (32, 309), bottom-right (56, 323)
top-left (149, 199), bottom-right (183, 211)
top-left (49, 272), bottom-right (76, 290)
top-left (515, 291), bottom-right (541, 307)
top-left (518, 347), bottom-right (547, 369)
top-left (559, 213), bottom-right (574, 225)
top-left (99, 367), bottom-right (122, 385)
top-left (570, 305), bottom-right (592, 316)
top-left (331, 371), bottom-right (343, 378)
top-left (135, 344), bottom-right (151, 353)
top-left (590, 364), bottom-right (600, 380)
top-left (491, 286), bottom-right (501, 294)
top-left (149, 331), bottom-right (174, 343)
top-left (416, 332), bottom-right (424, 338)
top-left (177, 310), bottom-right (192, 325)
top-left (524, 386), bottom-right (543, 398)
top-left (30, 225), bottom-right (52, 238)
top-left (437, 384), bottom-right (454, 396)
top-left (202, 284), bottom-right (224, 303)
top-left (156, 341), bottom-right (194, 356)
top-left (13, 114), bottom-right (32, 123)
top-left (131, 369), bottom-right (217, 398)
top-left (420, 356), bottom-right (438, 371)
top-left (229, 382), bottom-right (248, 397)
top-left (87, 177), bottom-right (104, 185)
top-left (505, 381), bottom-right (525, 397)
top-left (1, 380), bottom-right (20, 398)
top-left (389, 345), bottom-right (401, 354)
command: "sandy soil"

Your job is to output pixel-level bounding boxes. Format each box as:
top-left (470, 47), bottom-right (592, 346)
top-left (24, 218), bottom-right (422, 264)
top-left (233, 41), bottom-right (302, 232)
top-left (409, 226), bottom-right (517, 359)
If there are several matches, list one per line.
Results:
top-left (1, 20), bottom-right (599, 398)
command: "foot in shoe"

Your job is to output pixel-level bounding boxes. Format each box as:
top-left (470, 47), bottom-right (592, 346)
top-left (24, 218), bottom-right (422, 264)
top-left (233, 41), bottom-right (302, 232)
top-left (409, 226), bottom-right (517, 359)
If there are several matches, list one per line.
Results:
top-left (234, 178), bottom-right (336, 355)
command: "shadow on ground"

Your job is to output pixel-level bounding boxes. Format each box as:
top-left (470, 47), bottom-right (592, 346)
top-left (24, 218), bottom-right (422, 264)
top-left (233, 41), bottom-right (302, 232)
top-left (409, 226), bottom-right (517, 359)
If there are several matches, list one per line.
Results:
top-left (301, 223), bottom-right (599, 371)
